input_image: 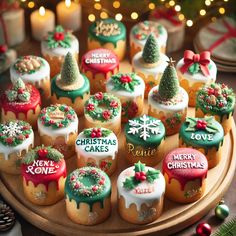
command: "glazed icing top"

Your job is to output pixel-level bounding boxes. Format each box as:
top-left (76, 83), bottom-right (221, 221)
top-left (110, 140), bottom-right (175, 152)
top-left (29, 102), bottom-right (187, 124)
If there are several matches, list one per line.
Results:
top-left (81, 48), bottom-right (119, 75)
top-left (162, 148), bottom-right (208, 190)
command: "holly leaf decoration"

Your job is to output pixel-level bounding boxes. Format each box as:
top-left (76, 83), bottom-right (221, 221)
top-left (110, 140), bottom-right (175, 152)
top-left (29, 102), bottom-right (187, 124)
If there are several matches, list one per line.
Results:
top-left (123, 176), bottom-right (137, 190)
top-left (205, 124), bottom-right (219, 133)
top-left (188, 63), bottom-right (200, 74)
top-left (22, 150), bottom-right (36, 164)
top-left (47, 147), bottom-right (64, 162)
top-left (146, 169), bottom-right (160, 183)
top-left (185, 117), bottom-right (197, 131)
top-left (134, 161), bottom-right (145, 172)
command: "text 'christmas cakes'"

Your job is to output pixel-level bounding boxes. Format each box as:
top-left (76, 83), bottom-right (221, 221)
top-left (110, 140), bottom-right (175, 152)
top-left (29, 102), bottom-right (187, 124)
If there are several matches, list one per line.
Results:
top-left (75, 128), bottom-right (118, 176)
top-left (22, 146), bottom-right (66, 205)
top-left (0, 120), bottom-right (33, 175)
top-left (65, 167), bottom-right (111, 225)
top-left (124, 115), bottom-right (165, 166)
top-left (162, 148), bottom-right (208, 203)
top-left (106, 72), bottom-right (145, 122)
top-left (117, 161), bottom-right (165, 224)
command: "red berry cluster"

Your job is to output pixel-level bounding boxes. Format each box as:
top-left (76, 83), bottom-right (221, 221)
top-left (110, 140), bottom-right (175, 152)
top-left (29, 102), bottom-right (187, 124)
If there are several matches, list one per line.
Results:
top-left (90, 128), bottom-right (102, 138)
top-left (135, 171), bottom-right (147, 181)
top-left (54, 32), bottom-right (65, 41)
top-left (94, 92), bottom-right (103, 100)
top-left (102, 110), bottom-right (111, 120)
top-left (196, 120), bottom-right (207, 130)
top-left (37, 149), bottom-right (48, 158)
top-left (86, 103), bottom-right (95, 111)
top-left (120, 75), bottom-right (132, 84)
top-left (110, 100), bottom-right (119, 108)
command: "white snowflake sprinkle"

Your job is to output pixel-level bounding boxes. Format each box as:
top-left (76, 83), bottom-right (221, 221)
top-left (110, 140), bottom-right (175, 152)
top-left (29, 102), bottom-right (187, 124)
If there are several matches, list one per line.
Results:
top-left (128, 115), bottom-right (161, 140)
top-left (2, 122), bottom-right (23, 137)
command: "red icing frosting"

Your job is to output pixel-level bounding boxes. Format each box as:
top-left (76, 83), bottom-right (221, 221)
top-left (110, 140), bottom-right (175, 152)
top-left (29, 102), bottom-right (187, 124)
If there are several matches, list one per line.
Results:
top-left (162, 148), bottom-right (208, 190)
top-left (22, 156), bottom-right (67, 191)
top-left (0, 84), bottom-right (41, 119)
top-left (81, 48), bottom-right (119, 79)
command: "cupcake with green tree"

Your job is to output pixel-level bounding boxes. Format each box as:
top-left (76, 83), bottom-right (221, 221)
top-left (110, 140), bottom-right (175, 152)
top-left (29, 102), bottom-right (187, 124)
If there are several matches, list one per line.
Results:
top-left (132, 33), bottom-right (169, 98)
top-left (51, 52), bottom-right (90, 116)
top-left (148, 58), bottom-right (188, 135)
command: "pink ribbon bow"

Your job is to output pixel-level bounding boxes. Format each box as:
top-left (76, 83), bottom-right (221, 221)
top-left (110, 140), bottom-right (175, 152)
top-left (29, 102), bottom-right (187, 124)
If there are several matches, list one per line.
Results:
top-left (180, 50), bottom-right (211, 76)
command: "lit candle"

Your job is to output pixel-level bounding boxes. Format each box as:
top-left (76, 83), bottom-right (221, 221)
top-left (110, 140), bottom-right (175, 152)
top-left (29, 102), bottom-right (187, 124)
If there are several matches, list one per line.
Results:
top-left (56, 0), bottom-right (82, 31)
top-left (30, 6), bottom-right (55, 41)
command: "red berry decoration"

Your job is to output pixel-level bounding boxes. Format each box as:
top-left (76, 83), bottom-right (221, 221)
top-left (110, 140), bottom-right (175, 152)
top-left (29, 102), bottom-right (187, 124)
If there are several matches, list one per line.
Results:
top-left (92, 186), bottom-right (98, 192)
top-left (37, 149), bottom-right (48, 158)
top-left (86, 103), bottom-right (95, 111)
top-left (196, 222), bottom-right (211, 236)
top-left (102, 110), bottom-right (111, 120)
top-left (54, 32), bottom-right (65, 41)
top-left (0, 44), bottom-right (7, 54)
top-left (135, 171), bottom-right (147, 181)
top-left (207, 88), bottom-right (215, 95)
top-left (196, 120), bottom-right (207, 130)
top-left (6, 137), bottom-right (13, 144)
top-left (94, 92), bottom-right (103, 100)
top-left (110, 100), bottom-right (118, 108)
top-left (17, 88), bottom-right (24, 94)
top-left (120, 75), bottom-right (132, 83)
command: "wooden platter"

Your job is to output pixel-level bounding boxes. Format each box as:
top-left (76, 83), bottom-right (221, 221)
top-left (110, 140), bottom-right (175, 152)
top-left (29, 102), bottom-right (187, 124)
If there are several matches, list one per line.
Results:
top-left (0, 61), bottom-right (236, 236)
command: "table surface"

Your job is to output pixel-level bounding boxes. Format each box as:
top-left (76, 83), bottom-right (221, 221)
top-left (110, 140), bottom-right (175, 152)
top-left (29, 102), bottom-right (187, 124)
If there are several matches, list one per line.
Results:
top-left (0, 12), bottom-right (236, 236)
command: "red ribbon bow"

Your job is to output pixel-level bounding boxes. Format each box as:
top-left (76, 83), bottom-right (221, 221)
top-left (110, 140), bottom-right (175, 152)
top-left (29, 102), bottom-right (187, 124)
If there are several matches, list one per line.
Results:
top-left (180, 50), bottom-right (211, 76)
top-left (152, 8), bottom-right (182, 26)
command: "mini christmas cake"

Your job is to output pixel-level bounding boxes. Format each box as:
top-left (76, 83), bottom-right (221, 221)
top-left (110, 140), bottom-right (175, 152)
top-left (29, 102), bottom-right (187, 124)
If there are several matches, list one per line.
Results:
top-left (196, 83), bottom-right (235, 134)
top-left (132, 34), bottom-right (169, 98)
top-left (88, 18), bottom-right (126, 61)
top-left (149, 7), bottom-right (185, 53)
top-left (130, 20), bottom-right (167, 60)
top-left (148, 59), bottom-right (188, 136)
top-left (176, 50), bottom-right (217, 107)
top-left (124, 115), bottom-right (165, 166)
top-left (51, 52), bottom-right (90, 116)
top-left (0, 44), bottom-right (17, 74)
top-left (162, 148), bottom-right (208, 203)
top-left (65, 167), bottom-right (111, 225)
top-left (37, 104), bottom-right (78, 159)
top-left (0, 120), bottom-right (33, 175)
top-left (41, 25), bottom-right (79, 77)
top-left (179, 117), bottom-right (224, 169)
top-left (10, 55), bottom-right (51, 99)
top-left (0, 78), bottom-right (41, 128)
top-left (75, 128), bottom-right (118, 176)
top-left (81, 48), bottom-right (119, 94)
top-left (106, 73), bottom-right (145, 122)
top-left (22, 146), bottom-right (66, 205)
top-left (84, 92), bottom-right (121, 135)
top-left (117, 161), bottom-right (165, 224)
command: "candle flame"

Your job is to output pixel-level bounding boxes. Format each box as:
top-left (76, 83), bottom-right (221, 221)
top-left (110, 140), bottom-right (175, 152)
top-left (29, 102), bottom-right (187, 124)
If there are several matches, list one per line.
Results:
top-left (65, 0), bottom-right (71, 7)
top-left (39, 6), bottom-right (45, 16)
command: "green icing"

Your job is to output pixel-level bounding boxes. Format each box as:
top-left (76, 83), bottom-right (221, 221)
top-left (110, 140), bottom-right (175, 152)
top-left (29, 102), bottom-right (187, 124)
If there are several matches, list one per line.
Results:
top-left (51, 73), bottom-right (90, 103)
top-left (188, 62), bottom-right (213, 75)
top-left (179, 117), bottom-right (224, 151)
top-left (65, 167), bottom-right (111, 211)
top-left (125, 115), bottom-right (165, 148)
top-left (88, 18), bottom-right (126, 48)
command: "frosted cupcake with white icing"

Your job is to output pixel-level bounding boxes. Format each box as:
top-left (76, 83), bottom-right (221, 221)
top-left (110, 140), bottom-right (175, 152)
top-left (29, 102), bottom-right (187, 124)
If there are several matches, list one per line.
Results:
top-left (117, 161), bottom-right (165, 224)
top-left (37, 104), bottom-right (78, 159)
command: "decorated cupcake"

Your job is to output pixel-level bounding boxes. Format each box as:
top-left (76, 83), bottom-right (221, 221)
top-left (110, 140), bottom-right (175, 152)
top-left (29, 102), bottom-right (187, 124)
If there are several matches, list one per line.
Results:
top-left (149, 7), bottom-right (185, 53)
top-left (0, 120), bottom-right (33, 175)
top-left (176, 50), bottom-right (217, 106)
top-left (106, 73), bottom-right (145, 122)
top-left (10, 55), bottom-right (51, 99)
top-left (41, 25), bottom-right (79, 77)
top-left (88, 18), bottom-right (126, 60)
top-left (0, 44), bottom-right (17, 74)
top-left (124, 115), bottom-right (165, 166)
top-left (81, 48), bottom-right (119, 94)
top-left (196, 83), bottom-right (235, 134)
top-left (51, 52), bottom-right (90, 116)
top-left (117, 161), bottom-right (165, 224)
top-left (0, 78), bottom-right (41, 128)
top-left (162, 148), bottom-right (208, 203)
top-left (179, 117), bottom-right (224, 168)
top-left (37, 104), bottom-right (78, 159)
top-left (22, 146), bottom-right (66, 205)
top-left (65, 167), bottom-right (111, 225)
top-left (148, 59), bottom-right (188, 135)
top-left (130, 20), bottom-right (167, 60)
top-left (84, 92), bottom-right (121, 135)
top-left (132, 34), bottom-right (169, 98)
top-left (75, 128), bottom-right (118, 176)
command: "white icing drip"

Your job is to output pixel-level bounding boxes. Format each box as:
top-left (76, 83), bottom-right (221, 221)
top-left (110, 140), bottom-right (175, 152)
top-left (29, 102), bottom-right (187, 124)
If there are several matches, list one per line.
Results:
top-left (148, 86), bottom-right (189, 113)
top-left (37, 116), bottom-right (78, 143)
top-left (117, 166), bottom-right (165, 211)
top-left (176, 58), bottom-right (217, 87)
top-left (132, 52), bottom-right (169, 79)
top-left (130, 21), bottom-right (168, 49)
top-left (0, 131), bottom-right (34, 160)
top-left (106, 74), bottom-right (145, 99)
top-left (75, 128), bottom-right (118, 165)
top-left (10, 56), bottom-right (50, 86)
top-left (41, 35), bottom-right (79, 58)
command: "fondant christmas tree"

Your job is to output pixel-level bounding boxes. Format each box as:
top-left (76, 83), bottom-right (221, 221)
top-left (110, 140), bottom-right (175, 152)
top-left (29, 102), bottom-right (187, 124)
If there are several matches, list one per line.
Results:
top-left (158, 58), bottom-right (179, 100)
top-left (142, 33), bottom-right (160, 64)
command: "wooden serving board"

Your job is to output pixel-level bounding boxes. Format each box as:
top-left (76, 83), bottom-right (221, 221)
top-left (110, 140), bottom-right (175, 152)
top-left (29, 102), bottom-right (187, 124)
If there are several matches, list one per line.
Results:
top-left (0, 62), bottom-right (236, 236)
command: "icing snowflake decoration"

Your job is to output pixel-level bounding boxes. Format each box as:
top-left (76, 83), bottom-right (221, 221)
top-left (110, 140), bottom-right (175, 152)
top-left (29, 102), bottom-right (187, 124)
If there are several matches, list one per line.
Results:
top-left (2, 121), bottom-right (23, 137)
top-left (128, 115), bottom-right (161, 140)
